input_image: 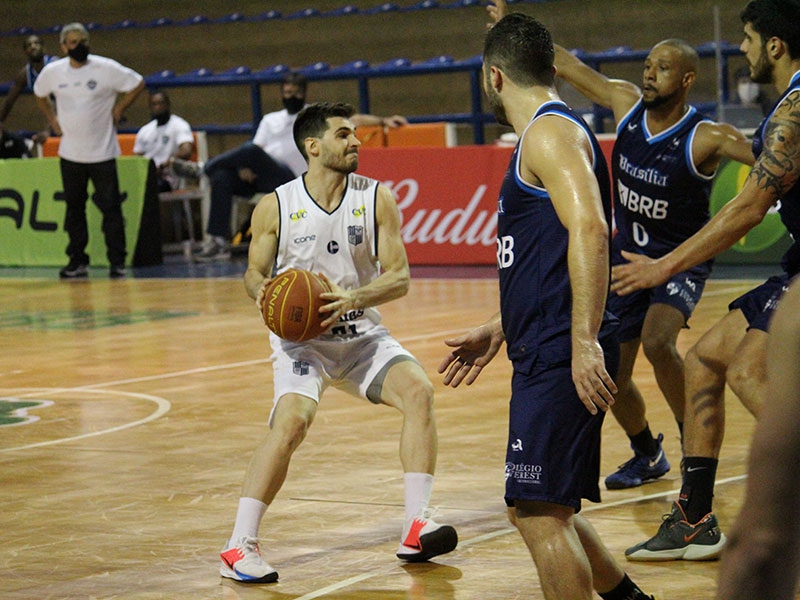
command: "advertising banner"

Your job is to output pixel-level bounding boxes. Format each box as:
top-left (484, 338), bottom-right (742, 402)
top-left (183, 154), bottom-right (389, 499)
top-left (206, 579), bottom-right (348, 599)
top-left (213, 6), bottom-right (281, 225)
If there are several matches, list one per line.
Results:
top-left (0, 156), bottom-right (156, 267)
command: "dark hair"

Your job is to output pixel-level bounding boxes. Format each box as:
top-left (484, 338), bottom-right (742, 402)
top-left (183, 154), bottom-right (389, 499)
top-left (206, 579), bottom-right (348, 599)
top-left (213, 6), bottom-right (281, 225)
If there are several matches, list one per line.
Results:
top-left (483, 13), bottom-right (555, 87)
top-left (281, 72), bottom-right (308, 93)
top-left (293, 102), bottom-right (356, 159)
top-left (149, 89), bottom-right (170, 104)
top-left (741, 0), bottom-right (800, 59)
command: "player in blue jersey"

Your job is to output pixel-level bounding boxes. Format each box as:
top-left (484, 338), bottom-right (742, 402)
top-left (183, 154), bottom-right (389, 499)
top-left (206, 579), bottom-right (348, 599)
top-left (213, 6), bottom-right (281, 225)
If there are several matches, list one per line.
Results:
top-left (0, 35), bottom-right (56, 142)
top-left (613, 0), bottom-right (800, 562)
top-left (487, 0), bottom-right (755, 490)
top-left (439, 13), bottom-right (654, 600)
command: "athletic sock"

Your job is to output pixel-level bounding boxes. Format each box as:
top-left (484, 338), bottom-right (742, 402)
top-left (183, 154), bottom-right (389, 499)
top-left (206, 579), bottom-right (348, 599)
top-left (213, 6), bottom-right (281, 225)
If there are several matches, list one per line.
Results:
top-left (679, 456), bottom-right (718, 523)
top-left (230, 497), bottom-right (268, 545)
top-left (404, 472), bottom-right (434, 521)
top-left (629, 424), bottom-right (658, 457)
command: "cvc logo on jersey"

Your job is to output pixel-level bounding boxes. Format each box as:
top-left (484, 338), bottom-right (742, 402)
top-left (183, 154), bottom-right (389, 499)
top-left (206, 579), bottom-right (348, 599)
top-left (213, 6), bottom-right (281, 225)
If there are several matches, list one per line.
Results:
top-left (710, 158), bottom-right (789, 257)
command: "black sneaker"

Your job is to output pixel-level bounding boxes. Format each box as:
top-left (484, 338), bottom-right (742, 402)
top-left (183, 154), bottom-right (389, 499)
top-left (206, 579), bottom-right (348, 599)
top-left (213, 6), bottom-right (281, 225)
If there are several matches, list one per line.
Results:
top-left (109, 265), bottom-right (127, 279)
top-left (625, 501), bottom-right (726, 561)
top-left (59, 261), bottom-right (88, 279)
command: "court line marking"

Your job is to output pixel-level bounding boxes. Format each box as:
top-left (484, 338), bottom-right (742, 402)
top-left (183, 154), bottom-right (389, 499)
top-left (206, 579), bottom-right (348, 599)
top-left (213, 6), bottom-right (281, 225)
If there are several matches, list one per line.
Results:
top-left (290, 474), bottom-right (748, 598)
top-left (0, 387), bottom-right (171, 453)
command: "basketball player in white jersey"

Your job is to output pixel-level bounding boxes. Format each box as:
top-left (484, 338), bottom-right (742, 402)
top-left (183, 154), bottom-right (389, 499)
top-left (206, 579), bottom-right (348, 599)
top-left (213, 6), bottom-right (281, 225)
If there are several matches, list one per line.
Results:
top-left (218, 102), bottom-right (457, 584)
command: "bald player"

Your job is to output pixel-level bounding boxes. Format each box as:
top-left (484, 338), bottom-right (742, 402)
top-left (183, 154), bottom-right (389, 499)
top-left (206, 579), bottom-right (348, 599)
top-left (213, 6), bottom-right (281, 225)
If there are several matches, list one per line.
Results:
top-left (490, 0), bottom-right (755, 491)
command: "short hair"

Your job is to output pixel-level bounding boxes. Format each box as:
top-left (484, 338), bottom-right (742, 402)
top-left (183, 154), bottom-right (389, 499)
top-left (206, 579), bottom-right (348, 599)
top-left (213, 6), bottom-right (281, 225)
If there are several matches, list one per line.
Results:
top-left (483, 13), bottom-right (555, 88)
top-left (281, 72), bottom-right (308, 94)
top-left (149, 89), bottom-right (170, 104)
top-left (655, 38), bottom-right (700, 74)
top-left (23, 35), bottom-right (42, 49)
top-left (293, 102), bottom-right (356, 160)
top-left (60, 22), bottom-right (89, 45)
top-left (741, 0), bottom-right (800, 59)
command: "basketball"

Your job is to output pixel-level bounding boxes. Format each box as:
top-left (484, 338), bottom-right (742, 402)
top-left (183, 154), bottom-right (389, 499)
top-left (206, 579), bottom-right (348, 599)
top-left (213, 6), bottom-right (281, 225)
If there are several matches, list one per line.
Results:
top-left (261, 268), bottom-right (331, 342)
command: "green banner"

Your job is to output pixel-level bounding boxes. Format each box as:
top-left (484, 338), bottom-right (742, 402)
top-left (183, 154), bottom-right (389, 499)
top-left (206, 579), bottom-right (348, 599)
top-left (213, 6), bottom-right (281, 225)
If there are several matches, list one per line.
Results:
top-left (0, 156), bottom-right (151, 267)
top-left (709, 159), bottom-right (792, 264)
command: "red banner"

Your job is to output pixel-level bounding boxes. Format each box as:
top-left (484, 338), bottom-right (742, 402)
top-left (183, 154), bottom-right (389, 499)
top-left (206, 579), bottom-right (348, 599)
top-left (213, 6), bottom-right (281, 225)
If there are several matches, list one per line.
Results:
top-left (358, 137), bottom-right (615, 265)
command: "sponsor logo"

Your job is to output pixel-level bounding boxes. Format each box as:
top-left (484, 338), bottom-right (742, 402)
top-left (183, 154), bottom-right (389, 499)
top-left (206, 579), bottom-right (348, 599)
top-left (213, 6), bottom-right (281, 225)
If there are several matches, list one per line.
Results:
top-left (87, 79), bottom-right (97, 90)
top-left (667, 282), bottom-right (680, 296)
top-left (293, 235), bottom-right (316, 244)
top-left (511, 438), bottom-right (523, 451)
top-left (290, 209), bottom-right (308, 221)
top-left (505, 462), bottom-right (543, 482)
top-left (618, 155), bottom-right (669, 187)
top-left (327, 240), bottom-right (339, 254)
top-left (387, 179), bottom-right (496, 248)
top-left (352, 205), bottom-right (366, 217)
top-left (497, 235), bottom-right (514, 269)
top-left (617, 180), bottom-right (669, 220)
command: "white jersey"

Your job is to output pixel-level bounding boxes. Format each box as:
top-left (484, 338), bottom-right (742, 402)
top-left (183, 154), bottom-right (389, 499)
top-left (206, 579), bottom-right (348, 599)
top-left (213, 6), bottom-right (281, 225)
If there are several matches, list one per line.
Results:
top-left (252, 108), bottom-right (307, 177)
top-left (274, 173), bottom-right (382, 339)
top-left (134, 114), bottom-right (193, 166)
top-left (33, 55), bottom-right (143, 163)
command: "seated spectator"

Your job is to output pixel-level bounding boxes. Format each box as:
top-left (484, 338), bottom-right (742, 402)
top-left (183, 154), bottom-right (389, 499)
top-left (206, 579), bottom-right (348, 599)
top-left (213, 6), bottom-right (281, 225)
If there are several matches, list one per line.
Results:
top-left (0, 125), bottom-right (33, 159)
top-left (172, 72), bottom-right (406, 262)
top-left (133, 90), bottom-right (194, 191)
top-left (0, 34), bottom-right (57, 143)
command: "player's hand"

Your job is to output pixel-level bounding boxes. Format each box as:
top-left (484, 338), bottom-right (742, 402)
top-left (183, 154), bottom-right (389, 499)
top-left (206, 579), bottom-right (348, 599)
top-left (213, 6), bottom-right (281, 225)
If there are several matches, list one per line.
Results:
top-left (610, 250), bottom-right (670, 295)
top-left (438, 322), bottom-right (504, 388)
top-left (486, 0), bottom-right (508, 28)
top-left (571, 338), bottom-right (617, 414)
top-left (382, 115), bottom-right (408, 128)
top-left (316, 273), bottom-right (356, 329)
top-left (254, 277), bottom-right (273, 324)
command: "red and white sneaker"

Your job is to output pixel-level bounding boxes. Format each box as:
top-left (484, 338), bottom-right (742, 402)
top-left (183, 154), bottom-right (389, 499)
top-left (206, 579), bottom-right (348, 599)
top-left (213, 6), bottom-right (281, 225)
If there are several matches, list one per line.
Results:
top-left (396, 508), bottom-right (458, 562)
top-left (219, 535), bottom-right (278, 583)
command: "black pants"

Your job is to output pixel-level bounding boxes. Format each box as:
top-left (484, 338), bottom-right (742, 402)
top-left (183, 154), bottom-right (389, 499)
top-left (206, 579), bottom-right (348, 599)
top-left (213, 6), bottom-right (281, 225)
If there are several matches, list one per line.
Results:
top-left (204, 142), bottom-right (295, 238)
top-left (60, 158), bottom-right (126, 266)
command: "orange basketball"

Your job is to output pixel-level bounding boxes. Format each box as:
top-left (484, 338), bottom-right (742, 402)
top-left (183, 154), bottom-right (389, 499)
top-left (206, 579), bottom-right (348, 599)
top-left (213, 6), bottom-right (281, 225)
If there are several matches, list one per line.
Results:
top-left (261, 268), bottom-right (331, 342)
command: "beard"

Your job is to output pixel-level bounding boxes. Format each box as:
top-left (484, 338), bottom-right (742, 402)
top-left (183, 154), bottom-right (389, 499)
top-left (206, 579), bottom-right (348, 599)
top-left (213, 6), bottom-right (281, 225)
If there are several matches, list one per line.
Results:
top-left (322, 150), bottom-right (359, 174)
top-left (749, 48), bottom-right (773, 84)
top-left (642, 87), bottom-right (680, 109)
top-left (485, 88), bottom-right (510, 127)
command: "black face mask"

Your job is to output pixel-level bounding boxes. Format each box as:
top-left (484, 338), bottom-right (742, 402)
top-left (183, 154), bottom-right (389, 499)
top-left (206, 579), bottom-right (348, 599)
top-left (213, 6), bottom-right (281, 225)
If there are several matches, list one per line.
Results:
top-left (282, 96), bottom-right (305, 115)
top-left (67, 42), bottom-right (90, 63)
top-left (152, 112), bottom-right (170, 126)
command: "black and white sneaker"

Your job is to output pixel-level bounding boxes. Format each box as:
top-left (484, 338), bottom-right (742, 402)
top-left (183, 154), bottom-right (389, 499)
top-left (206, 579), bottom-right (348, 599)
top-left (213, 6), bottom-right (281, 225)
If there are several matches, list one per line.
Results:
top-left (59, 260), bottom-right (88, 279)
top-left (109, 264), bottom-right (127, 279)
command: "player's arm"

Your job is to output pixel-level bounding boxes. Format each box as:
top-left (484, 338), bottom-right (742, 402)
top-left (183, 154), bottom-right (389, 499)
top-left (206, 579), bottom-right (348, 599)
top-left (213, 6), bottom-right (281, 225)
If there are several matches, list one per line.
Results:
top-left (486, 0), bottom-right (640, 121)
top-left (319, 184), bottom-right (410, 326)
top-left (244, 193), bottom-right (279, 307)
top-left (694, 121), bottom-right (755, 175)
top-left (612, 91), bottom-right (800, 295)
top-left (0, 69), bottom-right (28, 125)
top-left (525, 116), bottom-right (617, 414)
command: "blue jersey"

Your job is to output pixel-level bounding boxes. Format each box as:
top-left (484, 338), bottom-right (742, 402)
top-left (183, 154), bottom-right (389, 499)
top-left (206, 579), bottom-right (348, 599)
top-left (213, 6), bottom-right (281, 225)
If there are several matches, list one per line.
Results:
top-left (26, 55), bottom-right (56, 91)
top-left (497, 101), bottom-right (617, 371)
top-left (752, 70), bottom-right (800, 276)
top-left (612, 100), bottom-right (715, 264)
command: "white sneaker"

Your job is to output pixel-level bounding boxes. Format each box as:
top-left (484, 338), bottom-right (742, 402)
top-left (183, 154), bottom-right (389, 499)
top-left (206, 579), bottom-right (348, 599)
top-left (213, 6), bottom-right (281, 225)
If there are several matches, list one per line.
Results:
top-left (219, 535), bottom-right (278, 583)
top-left (396, 508), bottom-right (458, 562)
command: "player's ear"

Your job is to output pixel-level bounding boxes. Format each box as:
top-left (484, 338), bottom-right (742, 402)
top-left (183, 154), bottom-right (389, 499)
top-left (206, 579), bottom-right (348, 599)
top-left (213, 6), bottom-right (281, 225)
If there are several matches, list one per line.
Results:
top-left (489, 65), bottom-right (503, 93)
top-left (304, 136), bottom-right (319, 158)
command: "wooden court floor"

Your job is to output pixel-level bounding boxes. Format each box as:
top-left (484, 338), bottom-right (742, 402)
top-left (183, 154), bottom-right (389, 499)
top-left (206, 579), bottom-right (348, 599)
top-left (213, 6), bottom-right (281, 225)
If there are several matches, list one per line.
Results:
top-left (0, 273), bottom-right (763, 599)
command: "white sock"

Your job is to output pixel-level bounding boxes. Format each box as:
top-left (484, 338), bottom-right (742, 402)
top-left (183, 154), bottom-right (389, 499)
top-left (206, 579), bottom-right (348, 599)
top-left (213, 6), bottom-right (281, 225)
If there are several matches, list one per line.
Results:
top-left (404, 472), bottom-right (434, 521)
top-left (230, 497), bottom-right (268, 545)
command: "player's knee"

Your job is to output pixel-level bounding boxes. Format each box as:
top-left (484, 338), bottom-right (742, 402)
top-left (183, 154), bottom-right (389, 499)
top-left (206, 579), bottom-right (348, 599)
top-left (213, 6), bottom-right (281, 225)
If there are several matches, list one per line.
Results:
top-left (641, 333), bottom-right (678, 364)
top-left (272, 411), bottom-right (313, 451)
top-left (399, 376), bottom-right (435, 415)
top-left (726, 357), bottom-right (765, 401)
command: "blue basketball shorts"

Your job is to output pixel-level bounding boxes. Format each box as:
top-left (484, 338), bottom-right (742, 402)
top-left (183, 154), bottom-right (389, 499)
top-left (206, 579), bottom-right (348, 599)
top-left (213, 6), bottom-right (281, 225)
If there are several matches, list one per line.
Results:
top-left (728, 273), bottom-right (792, 332)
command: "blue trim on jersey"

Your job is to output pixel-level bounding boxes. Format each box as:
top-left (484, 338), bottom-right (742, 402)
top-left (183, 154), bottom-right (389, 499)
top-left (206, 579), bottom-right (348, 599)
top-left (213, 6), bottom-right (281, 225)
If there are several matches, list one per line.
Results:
top-left (513, 101), bottom-right (596, 196)
top-left (684, 123), bottom-right (716, 181)
top-left (644, 105), bottom-right (698, 144)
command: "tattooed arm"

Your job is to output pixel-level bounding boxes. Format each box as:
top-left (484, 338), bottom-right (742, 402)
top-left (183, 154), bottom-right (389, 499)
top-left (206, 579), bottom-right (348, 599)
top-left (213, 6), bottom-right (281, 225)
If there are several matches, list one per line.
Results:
top-left (611, 90), bottom-right (800, 295)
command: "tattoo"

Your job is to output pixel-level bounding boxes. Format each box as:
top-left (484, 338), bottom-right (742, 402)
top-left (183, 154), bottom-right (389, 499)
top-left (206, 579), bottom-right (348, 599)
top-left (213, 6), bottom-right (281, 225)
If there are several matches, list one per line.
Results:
top-left (749, 90), bottom-right (800, 198)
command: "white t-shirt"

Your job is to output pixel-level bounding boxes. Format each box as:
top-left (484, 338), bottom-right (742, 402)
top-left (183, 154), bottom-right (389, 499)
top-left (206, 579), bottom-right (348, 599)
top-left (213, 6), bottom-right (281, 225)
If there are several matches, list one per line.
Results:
top-left (34, 55), bottom-right (143, 163)
top-left (252, 108), bottom-right (307, 177)
top-left (133, 114), bottom-right (194, 166)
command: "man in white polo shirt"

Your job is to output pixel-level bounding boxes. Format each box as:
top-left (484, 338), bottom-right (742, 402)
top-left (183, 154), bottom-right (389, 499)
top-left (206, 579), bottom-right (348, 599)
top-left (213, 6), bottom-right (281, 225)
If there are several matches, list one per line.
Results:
top-left (34, 22), bottom-right (144, 279)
